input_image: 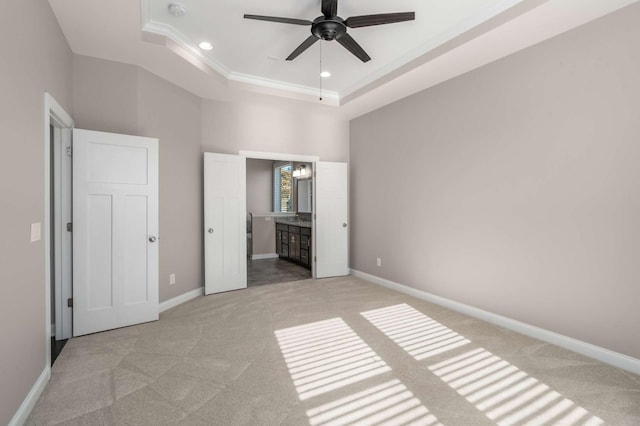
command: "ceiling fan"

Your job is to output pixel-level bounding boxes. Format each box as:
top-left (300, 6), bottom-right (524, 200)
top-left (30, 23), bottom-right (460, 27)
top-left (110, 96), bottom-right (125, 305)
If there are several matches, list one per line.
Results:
top-left (244, 0), bottom-right (415, 63)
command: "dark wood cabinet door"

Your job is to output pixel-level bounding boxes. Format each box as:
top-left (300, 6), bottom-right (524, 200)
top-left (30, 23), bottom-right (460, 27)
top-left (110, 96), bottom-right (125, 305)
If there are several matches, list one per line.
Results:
top-left (274, 223), bottom-right (311, 268)
top-left (290, 232), bottom-right (300, 260)
top-left (300, 249), bottom-right (309, 267)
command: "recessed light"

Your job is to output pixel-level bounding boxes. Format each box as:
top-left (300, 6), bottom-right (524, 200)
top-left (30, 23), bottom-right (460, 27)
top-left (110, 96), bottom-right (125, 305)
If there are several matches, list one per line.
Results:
top-left (198, 41), bottom-right (214, 51)
top-left (320, 71), bottom-right (331, 78)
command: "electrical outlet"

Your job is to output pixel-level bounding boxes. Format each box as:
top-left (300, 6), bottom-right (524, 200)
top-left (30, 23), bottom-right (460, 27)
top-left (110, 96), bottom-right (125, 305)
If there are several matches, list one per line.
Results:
top-left (376, 257), bottom-right (382, 267)
top-left (265, 216), bottom-right (272, 221)
top-left (169, 273), bottom-right (176, 285)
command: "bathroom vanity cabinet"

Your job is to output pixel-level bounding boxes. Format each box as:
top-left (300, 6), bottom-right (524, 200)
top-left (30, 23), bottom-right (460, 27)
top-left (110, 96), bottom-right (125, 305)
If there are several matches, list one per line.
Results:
top-left (276, 222), bottom-right (311, 269)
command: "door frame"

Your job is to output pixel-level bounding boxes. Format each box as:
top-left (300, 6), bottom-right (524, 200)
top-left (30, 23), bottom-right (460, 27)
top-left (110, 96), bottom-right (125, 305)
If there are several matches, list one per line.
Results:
top-left (44, 93), bottom-right (74, 368)
top-left (239, 150), bottom-right (320, 278)
top-left (52, 122), bottom-right (73, 341)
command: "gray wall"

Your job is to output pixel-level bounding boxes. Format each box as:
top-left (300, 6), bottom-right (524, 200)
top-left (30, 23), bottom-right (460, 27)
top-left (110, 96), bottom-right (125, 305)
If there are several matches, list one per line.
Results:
top-left (73, 55), bottom-right (350, 301)
top-left (1, 4), bottom-right (348, 421)
top-left (73, 55), bottom-right (203, 302)
top-left (247, 159), bottom-right (273, 214)
top-left (201, 95), bottom-right (349, 162)
top-left (0, 1), bottom-right (73, 423)
top-left (247, 159), bottom-right (277, 256)
top-left (350, 3), bottom-right (640, 359)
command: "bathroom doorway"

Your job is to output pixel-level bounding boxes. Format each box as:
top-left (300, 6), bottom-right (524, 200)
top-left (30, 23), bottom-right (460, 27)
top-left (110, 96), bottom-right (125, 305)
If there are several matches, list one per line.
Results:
top-left (245, 156), bottom-right (314, 287)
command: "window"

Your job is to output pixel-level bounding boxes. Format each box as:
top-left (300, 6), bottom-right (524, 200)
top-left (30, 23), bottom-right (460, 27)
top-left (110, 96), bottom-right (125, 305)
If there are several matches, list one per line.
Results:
top-left (273, 162), bottom-right (293, 212)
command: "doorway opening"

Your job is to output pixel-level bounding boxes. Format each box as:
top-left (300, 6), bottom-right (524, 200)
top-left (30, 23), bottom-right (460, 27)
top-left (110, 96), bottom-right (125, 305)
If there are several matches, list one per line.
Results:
top-left (44, 93), bottom-right (74, 366)
top-left (242, 151), bottom-right (318, 288)
top-left (204, 151), bottom-right (347, 295)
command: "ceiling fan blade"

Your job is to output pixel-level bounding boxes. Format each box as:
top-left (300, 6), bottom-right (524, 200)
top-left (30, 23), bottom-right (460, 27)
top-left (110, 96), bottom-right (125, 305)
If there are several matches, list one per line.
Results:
top-left (244, 14), bottom-right (312, 26)
top-left (321, 0), bottom-right (338, 18)
top-left (336, 33), bottom-right (371, 62)
top-left (286, 35), bottom-right (319, 61)
top-left (345, 12), bottom-right (415, 28)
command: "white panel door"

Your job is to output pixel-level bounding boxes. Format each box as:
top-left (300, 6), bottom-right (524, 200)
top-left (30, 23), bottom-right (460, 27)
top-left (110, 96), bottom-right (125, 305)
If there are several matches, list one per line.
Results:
top-left (204, 152), bottom-right (247, 294)
top-left (315, 161), bottom-right (349, 278)
top-left (73, 129), bottom-right (159, 336)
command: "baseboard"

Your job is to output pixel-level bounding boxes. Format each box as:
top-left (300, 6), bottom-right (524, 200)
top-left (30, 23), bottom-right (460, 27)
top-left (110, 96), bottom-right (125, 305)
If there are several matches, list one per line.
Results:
top-left (159, 287), bottom-right (203, 313)
top-left (252, 253), bottom-right (279, 260)
top-left (9, 366), bottom-right (50, 426)
top-left (350, 269), bottom-right (640, 375)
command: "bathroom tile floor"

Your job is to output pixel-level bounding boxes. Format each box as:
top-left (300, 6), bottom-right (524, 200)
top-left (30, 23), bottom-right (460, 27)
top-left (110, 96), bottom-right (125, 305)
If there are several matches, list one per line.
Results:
top-left (247, 258), bottom-right (311, 287)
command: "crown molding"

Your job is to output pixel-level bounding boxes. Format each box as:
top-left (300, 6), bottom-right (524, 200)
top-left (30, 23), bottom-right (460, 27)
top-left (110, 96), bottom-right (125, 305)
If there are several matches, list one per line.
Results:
top-left (140, 0), bottom-right (339, 105)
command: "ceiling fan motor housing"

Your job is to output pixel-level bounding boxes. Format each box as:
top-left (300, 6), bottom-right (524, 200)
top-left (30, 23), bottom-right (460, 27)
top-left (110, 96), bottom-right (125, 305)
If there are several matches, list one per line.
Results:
top-left (243, 1), bottom-right (415, 62)
top-left (312, 16), bottom-right (347, 41)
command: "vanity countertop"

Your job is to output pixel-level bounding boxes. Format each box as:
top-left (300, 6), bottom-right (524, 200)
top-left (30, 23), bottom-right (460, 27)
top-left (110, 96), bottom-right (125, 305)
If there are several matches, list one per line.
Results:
top-left (275, 218), bottom-right (312, 228)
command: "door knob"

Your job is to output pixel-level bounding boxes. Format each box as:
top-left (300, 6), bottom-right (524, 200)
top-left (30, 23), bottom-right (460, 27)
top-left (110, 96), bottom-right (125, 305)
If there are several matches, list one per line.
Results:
top-left (342, 223), bottom-right (348, 228)
top-left (149, 236), bottom-right (157, 242)
top-left (208, 228), bottom-right (214, 233)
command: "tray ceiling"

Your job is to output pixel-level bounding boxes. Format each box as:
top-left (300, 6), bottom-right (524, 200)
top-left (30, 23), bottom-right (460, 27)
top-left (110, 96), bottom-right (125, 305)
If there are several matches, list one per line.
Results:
top-left (48, 0), bottom-right (640, 115)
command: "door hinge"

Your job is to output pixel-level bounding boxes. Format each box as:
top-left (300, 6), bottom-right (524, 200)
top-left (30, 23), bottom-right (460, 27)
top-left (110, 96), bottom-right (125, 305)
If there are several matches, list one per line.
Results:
top-left (67, 298), bottom-right (73, 308)
top-left (66, 222), bottom-right (72, 232)
top-left (66, 146), bottom-right (72, 157)
top-left (314, 213), bottom-right (316, 220)
top-left (314, 256), bottom-right (317, 262)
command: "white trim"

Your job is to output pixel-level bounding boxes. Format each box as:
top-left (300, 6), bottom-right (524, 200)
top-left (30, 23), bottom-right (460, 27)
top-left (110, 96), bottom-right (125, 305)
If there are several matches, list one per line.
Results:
top-left (240, 150), bottom-right (320, 163)
top-left (252, 253), bottom-right (279, 260)
top-left (142, 19), bottom-right (232, 78)
top-left (8, 367), bottom-right (50, 426)
top-left (159, 287), bottom-right (204, 313)
top-left (140, 2), bottom-right (339, 104)
top-left (44, 93), bottom-right (74, 375)
top-left (350, 269), bottom-right (640, 375)
top-left (46, 93), bottom-right (73, 127)
top-left (229, 72), bottom-right (339, 103)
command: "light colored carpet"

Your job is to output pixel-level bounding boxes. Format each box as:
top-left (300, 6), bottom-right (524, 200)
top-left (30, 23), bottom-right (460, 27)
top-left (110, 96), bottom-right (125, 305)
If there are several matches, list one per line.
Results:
top-left (27, 276), bottom-right (640, 425)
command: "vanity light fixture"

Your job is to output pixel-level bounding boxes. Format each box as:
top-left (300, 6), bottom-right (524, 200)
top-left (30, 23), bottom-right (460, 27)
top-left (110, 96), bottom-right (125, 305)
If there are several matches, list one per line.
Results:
top-left (293, 165), bottom-right (307, 178)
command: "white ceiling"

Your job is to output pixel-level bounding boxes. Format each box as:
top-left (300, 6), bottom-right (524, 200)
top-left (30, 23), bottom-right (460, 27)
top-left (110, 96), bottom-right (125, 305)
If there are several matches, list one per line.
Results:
top-left (143, 0), bottom-right (522, 98)
top-left (49, 0), bottom-right (639, 118)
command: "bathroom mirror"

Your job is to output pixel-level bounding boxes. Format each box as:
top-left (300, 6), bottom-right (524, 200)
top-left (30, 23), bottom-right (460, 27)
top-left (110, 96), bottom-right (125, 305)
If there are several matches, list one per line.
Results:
top-left (297, 179), bottom-right (312, 213)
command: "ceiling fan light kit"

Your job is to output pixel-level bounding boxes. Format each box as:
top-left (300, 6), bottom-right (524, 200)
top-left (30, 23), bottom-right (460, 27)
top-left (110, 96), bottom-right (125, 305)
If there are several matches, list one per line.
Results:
top-left (244, 0), bottom-right (415, 63)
